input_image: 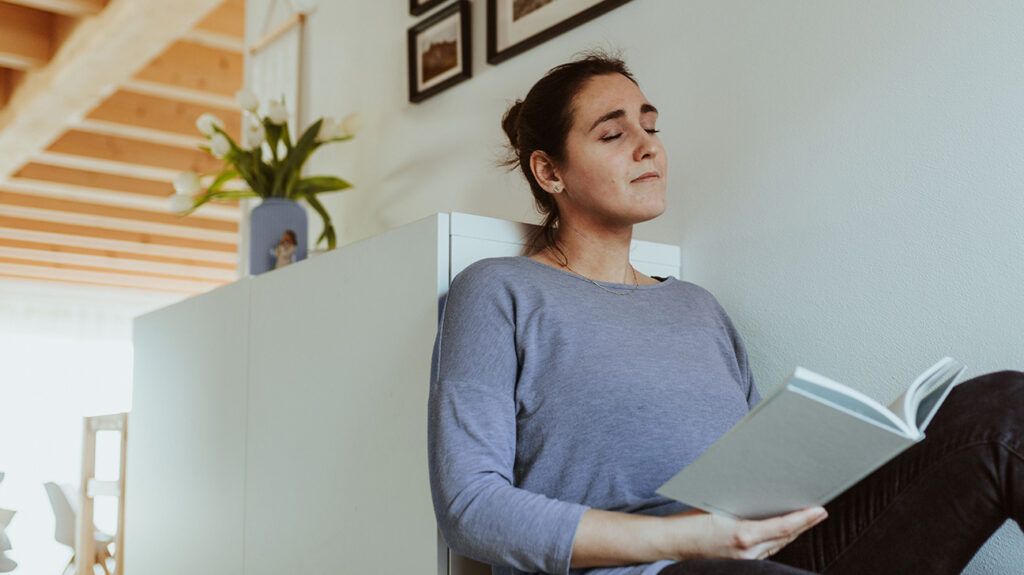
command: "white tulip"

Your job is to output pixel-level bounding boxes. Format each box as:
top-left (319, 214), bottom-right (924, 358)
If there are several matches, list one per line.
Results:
top-left (173, 171), bottom-right (201, 195)
top-left (265, 99), bottom-right (288, 125)
top-left (168, 193), bottom-right (194, 214)
top-left (210, 132), bottom-right (231, 158)
top-left (195, 113), bottom-right (224, 137)
top-left (235, 89), bottom-right (259, 113)
top-left (340, 112), bottom-right (362, 137)
top-left (243, 116), bottom-right (265, 150)
top-left (316, 116), bottom-right (341, 142)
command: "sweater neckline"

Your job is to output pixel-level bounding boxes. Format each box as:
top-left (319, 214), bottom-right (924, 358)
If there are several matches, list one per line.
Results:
top-left (514, 256), bottom-right (676, 290)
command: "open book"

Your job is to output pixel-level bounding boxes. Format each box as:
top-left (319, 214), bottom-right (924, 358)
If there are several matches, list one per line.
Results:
top-left (657, 357), bottom-right (968, 520)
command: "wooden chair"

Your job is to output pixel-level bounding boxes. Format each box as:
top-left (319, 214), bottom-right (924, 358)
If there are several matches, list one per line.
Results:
top-left (76, 412), bottom-right (127, 575)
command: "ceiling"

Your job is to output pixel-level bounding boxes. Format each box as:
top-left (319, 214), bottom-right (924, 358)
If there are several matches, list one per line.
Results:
top-left (0, 0), bottom-right (244, 297)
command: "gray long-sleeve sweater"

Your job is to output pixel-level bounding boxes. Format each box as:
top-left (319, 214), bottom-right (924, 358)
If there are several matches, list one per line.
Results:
top-left (428, 256), bottom-right (762, 575)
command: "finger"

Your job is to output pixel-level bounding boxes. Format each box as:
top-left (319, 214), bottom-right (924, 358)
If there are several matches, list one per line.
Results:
top-left (777, 507), bottom-right (828, 533)
top-left (757, 532), bottom-right (803, 561)
top-left (749, 507), bottom-right (826, 541)
top-left (756, 511), bottom-right (828, 557)
top-left (749, 540), bottom-right (787, 561)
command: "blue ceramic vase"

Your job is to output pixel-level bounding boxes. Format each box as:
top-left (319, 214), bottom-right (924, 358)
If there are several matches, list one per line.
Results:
top-left (249, 198), bottom-right (308, 275)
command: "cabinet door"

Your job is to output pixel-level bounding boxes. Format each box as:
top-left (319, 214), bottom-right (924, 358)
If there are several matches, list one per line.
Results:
top-left (126, 280), bottom-right (251, 575)
top-left (245, 213), bottom-right (446, 575)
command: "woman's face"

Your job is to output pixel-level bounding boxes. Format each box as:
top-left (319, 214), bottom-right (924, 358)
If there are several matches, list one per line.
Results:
top-left (550, 72), bottom-right (667, 228)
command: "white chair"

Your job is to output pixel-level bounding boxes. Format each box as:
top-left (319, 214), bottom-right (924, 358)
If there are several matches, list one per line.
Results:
top-left (44, 482), bottom-right (114, 575)
top-left (0, 509), bottom-right (15, 573)
top-left (0, 472), bottom-right (15, 573)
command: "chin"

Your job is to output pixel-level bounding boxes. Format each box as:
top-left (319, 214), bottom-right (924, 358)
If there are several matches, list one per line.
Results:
top-left (632, 202), bottom-right (666, 224)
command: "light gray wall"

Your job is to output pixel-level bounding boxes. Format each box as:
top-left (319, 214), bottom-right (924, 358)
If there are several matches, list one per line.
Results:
top-left (247, 0), bottom-right (1024, 571)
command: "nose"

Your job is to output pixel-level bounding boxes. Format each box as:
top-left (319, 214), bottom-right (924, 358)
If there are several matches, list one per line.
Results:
top-left (634, 129), bottom-right (658, 163)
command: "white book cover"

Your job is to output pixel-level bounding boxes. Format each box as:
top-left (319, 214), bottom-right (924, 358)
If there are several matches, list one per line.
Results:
top-left (657, 357), bottom-right (967, 520)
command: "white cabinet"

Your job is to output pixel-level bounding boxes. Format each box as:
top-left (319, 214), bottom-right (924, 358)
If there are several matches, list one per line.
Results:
top-left (125, 212), bottom-right (680, 575)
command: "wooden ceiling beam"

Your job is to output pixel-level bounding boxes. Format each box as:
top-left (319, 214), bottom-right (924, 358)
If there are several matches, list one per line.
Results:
top-left (133, 41), bottom-right (243, 98)
top-left (74, 118), bottom-right (207, 150)
top-left (3, 0), bottom-right (107, 18)
top-left (14, 162), bottom-right (239, 208)
top-left (84, 89), bottom-right (241, 140)
top-left (0, 271), bottom-right (200, 295)
top-left (0, 213), bottom-right (235, 253)
top-left (0, 236), bottom-right (235, 272)
top-left (0, 262), bottom-right (223, 294)
top-left (33, 150), bottom-right (189, 182)
top-left (121, 78), bottom-right (236, 109)
top-left (182, 30), bottom-right (244, 54)
top-left (0, 243), bottom-right (235, 282)
top-left (0, 69), bottom-right (12, 108)
top-left (0, 226), bottom-right (235, 265)
top-left (0, 188), bottom-right (237, 234)
top-left (195, 0), bottom-right (244, 40)
top-left (0, 202), bottom-right (235, 243)
top-left (46, 129), bottom-right (224, 173)
top-left (0, 3), bottom-right (54, 70)
top-left (0, 0), bottom-right (226, 183)
top-left (15, 162), bottom-right (170, 197)
top-left (6, 168), bottom-right (240, 220)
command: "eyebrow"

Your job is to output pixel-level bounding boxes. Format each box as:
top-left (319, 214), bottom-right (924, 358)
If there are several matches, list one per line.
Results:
top-left (588, 103), bottom-right (659, 133)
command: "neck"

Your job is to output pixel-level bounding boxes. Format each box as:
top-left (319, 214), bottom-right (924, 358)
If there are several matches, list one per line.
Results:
top-left (544, 220), bottom-right (636, 284)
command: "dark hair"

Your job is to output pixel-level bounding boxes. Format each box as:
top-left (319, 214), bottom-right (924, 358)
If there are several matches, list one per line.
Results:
top-left (500, 49), bottom-right (637, 261)
top-left (284, 229), bottom-right (297, 244)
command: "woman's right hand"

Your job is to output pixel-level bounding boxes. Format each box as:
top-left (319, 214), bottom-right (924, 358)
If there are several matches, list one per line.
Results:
top-left (663, 506), bottom-right (828, 561)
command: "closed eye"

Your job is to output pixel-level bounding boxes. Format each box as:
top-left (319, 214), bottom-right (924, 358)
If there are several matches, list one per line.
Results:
top-left (600, 129), bottom-right (661, 142)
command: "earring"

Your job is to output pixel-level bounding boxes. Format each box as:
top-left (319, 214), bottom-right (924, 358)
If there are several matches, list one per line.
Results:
top-left (552, 184), bottom-right (562, 193)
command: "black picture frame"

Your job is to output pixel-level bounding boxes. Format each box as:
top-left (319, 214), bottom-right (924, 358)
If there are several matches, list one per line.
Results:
top-left (410, 0), bottom-right (448, 17)
top-left (487, 0), bottom-right (633, 64)
top-left (408, 1), bottom-right (472, 103)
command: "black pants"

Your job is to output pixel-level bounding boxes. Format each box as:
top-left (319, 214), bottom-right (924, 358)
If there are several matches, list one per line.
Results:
top-left (658, 369), bottom-right (1024, 574)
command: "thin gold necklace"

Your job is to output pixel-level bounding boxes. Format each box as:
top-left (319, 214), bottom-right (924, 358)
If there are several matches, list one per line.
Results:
top-left (546, 247), bottom-right (640, 296)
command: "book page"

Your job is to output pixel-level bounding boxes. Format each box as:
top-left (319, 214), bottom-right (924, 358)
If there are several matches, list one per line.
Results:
top-left (789, 369), bottom-right (910, 435)
top-left (916, 362), bottom-right (967, 431)
top-left (887, 357), bottom-right (966, 433)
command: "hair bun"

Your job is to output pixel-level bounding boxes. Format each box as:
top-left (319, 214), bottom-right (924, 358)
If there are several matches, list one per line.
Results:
top-left (501, 99), bottom-right (524, 151)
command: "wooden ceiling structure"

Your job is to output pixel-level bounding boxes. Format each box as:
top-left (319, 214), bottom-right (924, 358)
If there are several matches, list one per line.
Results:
top-left (0, 0), bottom-right (244, 296)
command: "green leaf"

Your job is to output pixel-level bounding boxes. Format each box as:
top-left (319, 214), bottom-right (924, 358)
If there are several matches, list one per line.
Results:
top-left (211, 125), bottom-right (244, 156)
top-left (180, 188), bottom-right (259, 217)
top-left (230, 153), bottom-right (260, 193)
top-left (273, 118), bottom-right (323, 199)
top-left (263, 118), bottom-right (282, 163)
top-left (282, 121), bottom-right (293, 151)
top-left (302, 191), bottom-right (336, 250)
top-left (207, 169), bottom-right (239, 195)
top-left (294, 176), bottom-right (353, 196)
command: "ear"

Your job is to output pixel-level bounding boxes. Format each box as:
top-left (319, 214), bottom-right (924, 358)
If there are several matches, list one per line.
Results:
top-left (529, 150), bottom-right (565, 194)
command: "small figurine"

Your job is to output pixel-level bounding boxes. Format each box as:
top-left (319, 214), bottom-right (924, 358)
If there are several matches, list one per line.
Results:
top-left (271, 229), bottom-right (297, 270)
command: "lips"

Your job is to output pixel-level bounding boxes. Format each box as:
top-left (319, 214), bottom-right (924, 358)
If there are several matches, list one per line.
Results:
top-left (631, 171), bottom-right (660, 182)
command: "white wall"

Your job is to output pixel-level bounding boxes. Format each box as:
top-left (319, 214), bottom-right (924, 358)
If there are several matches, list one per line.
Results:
top-left (247, 0), bottom-right (1024, 571)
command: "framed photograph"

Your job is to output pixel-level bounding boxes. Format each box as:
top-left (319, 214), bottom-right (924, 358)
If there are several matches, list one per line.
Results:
top-left (410, 0), bottom-right (448, 16)
top-left (487, 0), bottom-right (633, 64)
top-left (408, 1), bottom-right (472, 103)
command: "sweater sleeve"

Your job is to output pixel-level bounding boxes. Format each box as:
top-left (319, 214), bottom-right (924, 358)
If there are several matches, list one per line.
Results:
top-left (427, 263), bottom-right (590, 574)
top-left (710, 295), bottom-right (763, 410)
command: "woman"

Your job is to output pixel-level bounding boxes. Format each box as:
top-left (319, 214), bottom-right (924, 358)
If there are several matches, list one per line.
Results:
top-left (428, 51), bottom-right (1024, 575)
top-left (271, 229), bottom-right (297, 269)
